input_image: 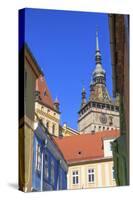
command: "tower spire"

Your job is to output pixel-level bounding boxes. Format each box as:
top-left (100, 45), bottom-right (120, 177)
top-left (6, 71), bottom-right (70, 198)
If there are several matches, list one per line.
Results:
top-left (95, 29), bottom-right (102, 65)
top-left (92, 28), bottom-right (106, 85)
top-left (96, 29), bottom-right (99, 51)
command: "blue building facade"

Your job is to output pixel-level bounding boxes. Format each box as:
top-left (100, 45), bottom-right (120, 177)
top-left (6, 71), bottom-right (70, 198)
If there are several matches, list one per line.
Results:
top-left (32, 121), bottom-right (67, 191)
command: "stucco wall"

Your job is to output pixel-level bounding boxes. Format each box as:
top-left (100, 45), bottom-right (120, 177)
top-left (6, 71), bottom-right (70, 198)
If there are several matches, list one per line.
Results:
top-left (67, 160), bottom-right (116, 190)
top-left (78, 107), bottom-right (120, 133)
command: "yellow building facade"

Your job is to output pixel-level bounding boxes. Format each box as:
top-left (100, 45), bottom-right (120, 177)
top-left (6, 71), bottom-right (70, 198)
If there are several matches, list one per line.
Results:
top-left (53, 130), bottom-right (120, 190)
top-left (19, 44), bottom-right (43, 192)
top-left (34, 75), bottom-right (61, 137)
top-left (67, 159), bottom-right (116, 189)
top-left (35, 101), bottom-right (60, 136)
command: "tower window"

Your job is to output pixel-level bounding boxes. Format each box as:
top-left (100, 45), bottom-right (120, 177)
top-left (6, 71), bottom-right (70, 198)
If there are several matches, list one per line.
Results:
top-left (106, 104), bottom-right (109, 109)
top-left (102, 104), bottom-right (105, 109)
top-left (92, 102), bottom-right (96, 107)
top-left (115, 106), bottom-right (119, 111)
top-left (111, 106), bottom-right (114, 111)
top-left (97, 104), bottom-right (100, 108)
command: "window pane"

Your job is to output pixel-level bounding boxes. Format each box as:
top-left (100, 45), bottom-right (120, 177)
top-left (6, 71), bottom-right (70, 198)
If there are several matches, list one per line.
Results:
top-left (73, 177), bottom-right (75, 184)
top-left (76, 176), bottom-right (78, 184)
top-left (92, 174), bottom-right (94, 182)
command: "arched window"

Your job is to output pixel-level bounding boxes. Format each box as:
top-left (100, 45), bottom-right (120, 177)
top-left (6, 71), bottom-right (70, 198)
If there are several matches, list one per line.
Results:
top-left (52, 124), bottom-right (55, 135)
top-left (46, 121), bottom-right (49, 130)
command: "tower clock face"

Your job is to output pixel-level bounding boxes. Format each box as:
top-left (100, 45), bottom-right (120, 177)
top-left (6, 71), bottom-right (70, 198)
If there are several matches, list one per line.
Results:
top-left (100, 114), bottom-right (107, 124)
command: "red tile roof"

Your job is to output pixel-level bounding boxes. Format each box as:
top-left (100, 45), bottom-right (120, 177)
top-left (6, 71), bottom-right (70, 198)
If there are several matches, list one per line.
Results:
top-left (53, 130), bottom-right (120, 164)
top-left (36, 75), bottom-right (54, 110)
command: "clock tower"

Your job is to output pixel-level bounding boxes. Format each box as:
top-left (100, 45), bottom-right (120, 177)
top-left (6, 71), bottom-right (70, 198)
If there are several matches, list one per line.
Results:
top-left (78, 31), bottom-right (120, 133)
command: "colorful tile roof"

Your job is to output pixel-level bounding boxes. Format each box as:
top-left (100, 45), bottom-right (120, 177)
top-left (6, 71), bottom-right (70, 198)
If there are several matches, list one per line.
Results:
top-left (53, 130), bottom-right (120, 164)
top-left (36, 75), bottom-right (54, 110)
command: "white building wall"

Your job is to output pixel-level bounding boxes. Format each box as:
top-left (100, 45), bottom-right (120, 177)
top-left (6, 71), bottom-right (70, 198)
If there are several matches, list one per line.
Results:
top-left (103, 139), bottom-right (114, 157)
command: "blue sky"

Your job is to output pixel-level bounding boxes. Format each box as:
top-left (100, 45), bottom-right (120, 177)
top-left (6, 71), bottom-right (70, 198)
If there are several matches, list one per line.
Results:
top-left (24, 8), bottom-right (112, 130)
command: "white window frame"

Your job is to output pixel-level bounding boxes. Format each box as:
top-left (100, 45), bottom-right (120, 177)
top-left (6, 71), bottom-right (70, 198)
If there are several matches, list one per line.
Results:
top-left (72, 170), bottom-right (79, 185)
top-left (36, 142), bottom-right (41, 171)
top-left (88, 168), bottom-right (95, 183)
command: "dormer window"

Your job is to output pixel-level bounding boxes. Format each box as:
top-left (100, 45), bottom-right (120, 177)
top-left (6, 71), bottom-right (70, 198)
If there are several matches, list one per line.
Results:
top-left (103, 139), bottom-right (114, 157)
top-left (43, 89), bottom-right (47, 96)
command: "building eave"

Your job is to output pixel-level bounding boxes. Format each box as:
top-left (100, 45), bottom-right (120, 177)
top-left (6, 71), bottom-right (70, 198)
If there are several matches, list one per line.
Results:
top-left (68, 156), bottom-right (113, 166)
top-left (24, 43), bottom-right (44, 78)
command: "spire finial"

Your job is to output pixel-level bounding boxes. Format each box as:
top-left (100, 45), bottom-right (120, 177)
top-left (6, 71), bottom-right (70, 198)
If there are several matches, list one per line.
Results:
top-left (96, 26), bottom-right (99, 51)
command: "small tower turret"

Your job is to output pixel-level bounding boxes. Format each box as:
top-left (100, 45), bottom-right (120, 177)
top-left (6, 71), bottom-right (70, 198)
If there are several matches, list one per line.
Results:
top-left (54, 97), bottom-right (60, 112)
top-left (81, 87), bottom-right (87, 108)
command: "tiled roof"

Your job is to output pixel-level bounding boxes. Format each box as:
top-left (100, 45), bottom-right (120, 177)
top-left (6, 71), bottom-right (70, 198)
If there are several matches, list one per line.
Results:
top-left (36, 75), bottom-right (54, 110)
top-left (53, 130), bottom-right (120, 164)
